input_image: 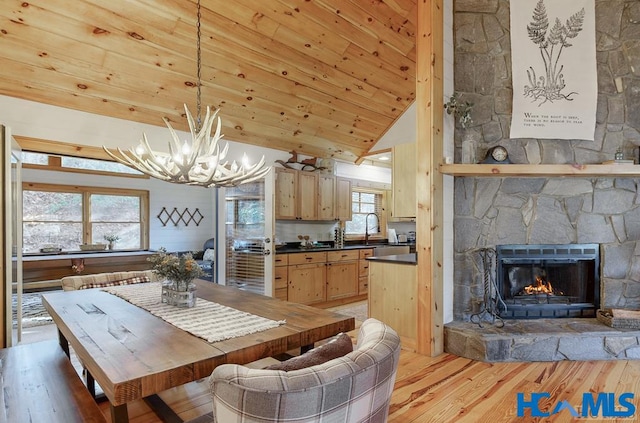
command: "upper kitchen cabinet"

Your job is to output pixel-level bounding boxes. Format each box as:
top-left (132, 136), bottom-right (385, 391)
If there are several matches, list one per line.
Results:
top-left (275, 168), bottom-right (298, 220)
top-left (335, 177), bottom-right (352, 221)
top-left (317, 174), bottom-right (336, 220)
top-left (275, 167), bottom-right (352, 221)
top-left (392, 142), bottom-right (416, 218)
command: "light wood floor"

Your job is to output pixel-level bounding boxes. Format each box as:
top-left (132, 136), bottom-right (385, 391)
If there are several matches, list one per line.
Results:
top-left (16, 314), bottom-right (640, 422)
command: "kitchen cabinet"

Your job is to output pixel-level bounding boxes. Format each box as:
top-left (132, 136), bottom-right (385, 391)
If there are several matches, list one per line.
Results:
top-left (273, 254), bottom-right (288, 301)
top-left (298, 171), bottom-right (318, 220)
top-left (368, 259), bottom-right (417, 351)
top-left (335, 178), bottom-right (352, 221)
top-left (326, 250), bottom-right (359, 301)
top-left (280, 248), bottom-right (367, 307)
top-left (392, 142), bottom-right (416, 218)
top-left (358, 248), bottom-right (374, 294)
top-left (274, 168), bottom-right (298, 220)
top-left (317, 174), bottom-right (336, 220)
top-left (288, 252), bottom-right (327, 305)
top-left (275, 168), bottom-right (352, 221)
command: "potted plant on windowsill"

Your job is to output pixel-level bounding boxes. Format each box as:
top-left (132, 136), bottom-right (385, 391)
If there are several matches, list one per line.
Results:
top-left (104, 234), bottom-right (120, 250)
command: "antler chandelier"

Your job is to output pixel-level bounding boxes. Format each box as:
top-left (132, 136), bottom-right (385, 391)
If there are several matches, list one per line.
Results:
top-left (103, 0), bottom-right (269, 188)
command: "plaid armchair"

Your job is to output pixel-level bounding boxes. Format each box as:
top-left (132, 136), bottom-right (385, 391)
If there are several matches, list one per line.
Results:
top-left (208, 318), bottom-right (401, 423)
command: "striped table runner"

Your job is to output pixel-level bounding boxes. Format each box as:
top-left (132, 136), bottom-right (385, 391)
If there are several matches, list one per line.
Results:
top-left (103, 282), bottom-right (285, 343)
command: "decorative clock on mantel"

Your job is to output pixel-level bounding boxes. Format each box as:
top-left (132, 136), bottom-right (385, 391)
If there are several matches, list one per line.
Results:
top-left (481, 146), bottom-right (511, 164)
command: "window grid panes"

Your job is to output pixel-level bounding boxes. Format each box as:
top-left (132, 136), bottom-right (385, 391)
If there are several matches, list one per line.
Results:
top-left (22, 185), bottom-right (148, 253)
top-left (345, 191), bottom-right (383, 235)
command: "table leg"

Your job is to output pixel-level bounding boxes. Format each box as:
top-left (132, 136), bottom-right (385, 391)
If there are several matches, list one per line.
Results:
top-left (85, 369), bottom-right (97, 398)
top-left (57, 329), bottom-right (70, 358)
top-left (110, 403), bottom-right (129, 423)
top-left (301, 344), bottom-right (313, 354)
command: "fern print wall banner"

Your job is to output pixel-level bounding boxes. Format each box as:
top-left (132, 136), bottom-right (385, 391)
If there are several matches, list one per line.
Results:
top-left (510, 0), bottom-right (596, 140)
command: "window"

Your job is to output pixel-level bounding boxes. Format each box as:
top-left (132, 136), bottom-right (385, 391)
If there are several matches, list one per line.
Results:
top-left (22, 183), bottom-right (149, 253)
top-left (22, 151), bottom-right (144, 177)
top-left (345, 189), bottom-right (386, 239)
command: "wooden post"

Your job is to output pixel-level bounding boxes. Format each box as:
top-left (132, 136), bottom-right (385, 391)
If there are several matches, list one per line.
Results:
top-left (416, 0), bottom-right (444, 356)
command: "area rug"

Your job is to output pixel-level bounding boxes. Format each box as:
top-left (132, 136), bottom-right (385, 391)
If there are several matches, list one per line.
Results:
top-left (12, 292), bottom-right (53, 328)
top-left (330, 302), bottom-right (368, 323)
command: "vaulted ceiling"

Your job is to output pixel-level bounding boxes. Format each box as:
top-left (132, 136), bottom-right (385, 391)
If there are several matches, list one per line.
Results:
top-left (0, 0), bottom-right (417, 163)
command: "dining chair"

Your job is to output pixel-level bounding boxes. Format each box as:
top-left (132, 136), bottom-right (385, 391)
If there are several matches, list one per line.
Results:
top-left (208, 318), bottom-right (401, 422)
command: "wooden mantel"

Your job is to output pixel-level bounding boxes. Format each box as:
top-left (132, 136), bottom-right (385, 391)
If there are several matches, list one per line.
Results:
top-left (440, 163), bottom-right (640, 177)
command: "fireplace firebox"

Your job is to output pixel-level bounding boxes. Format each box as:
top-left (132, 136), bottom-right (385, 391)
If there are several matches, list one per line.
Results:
top-left (496, 244), bottom-right (600, 319)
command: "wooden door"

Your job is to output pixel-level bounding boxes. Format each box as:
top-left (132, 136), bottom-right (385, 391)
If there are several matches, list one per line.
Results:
top-left (335, 177), bottom-right (352, 221)
top-left (288, 263), bottom-right (326, 305)
top-left (274, 168), bottom-right (297, 220)
top-left (317, 174), bottom-right (336, 220)
top-left (297, 171), bottom-right (318, 220)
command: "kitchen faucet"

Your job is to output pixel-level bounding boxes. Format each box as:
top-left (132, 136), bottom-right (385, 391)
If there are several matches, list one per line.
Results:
top-left (364, 212), bottom-right (379, 245)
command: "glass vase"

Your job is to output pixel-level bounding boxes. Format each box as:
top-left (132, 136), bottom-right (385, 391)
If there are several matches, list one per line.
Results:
top-left (461, 131), bottom-right (476, 164)
top-left (161, 279), bottom-right (197, 308)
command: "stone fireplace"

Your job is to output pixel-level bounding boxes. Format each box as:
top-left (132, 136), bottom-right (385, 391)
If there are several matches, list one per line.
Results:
top-left (444, 0), bottom-right (640, 361)
top-left (446, 177), bottom-right (640, 361)
top-left (452, 177), bottom-right (640, 323)
top-left (496, 243), bottom-right (600, 319)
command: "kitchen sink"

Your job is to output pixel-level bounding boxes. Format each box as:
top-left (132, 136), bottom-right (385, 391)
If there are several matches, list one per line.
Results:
top-left (372, 245), bottom-right (411, 256)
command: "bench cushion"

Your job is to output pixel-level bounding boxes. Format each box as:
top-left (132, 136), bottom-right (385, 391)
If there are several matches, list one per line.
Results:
top-left (79, 275), bottom-right (151, 289)
top-left (61, 270), bottom-right (158, 291)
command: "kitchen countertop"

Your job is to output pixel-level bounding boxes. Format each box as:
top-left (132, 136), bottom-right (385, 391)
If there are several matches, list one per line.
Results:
top-left (365, 253), bottom-right (417, 265)
top-left (275, 243), bottom-right (415, 254)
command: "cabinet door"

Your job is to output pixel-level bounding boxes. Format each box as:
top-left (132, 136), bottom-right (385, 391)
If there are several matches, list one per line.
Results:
top-left (288, 263), bottom-right (326, 305)
top-left (326, 261), bottom-right (358, 300)
top-left (275, 168), bottom-right (298, 220)
top-left (317, 175), bottom-right (336, 220)
top-left (297, 171), bottom-right (318, 220)
top-left (392, 142), bottom-right (416, 218)
top-left (335, 177), bottom-right (352, 221)
top-left (274, 266), bottom-right (288, 300)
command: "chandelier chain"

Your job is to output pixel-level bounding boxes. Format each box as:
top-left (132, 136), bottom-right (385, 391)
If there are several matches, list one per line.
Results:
top-left (196, 0), bottom-right (202, 131)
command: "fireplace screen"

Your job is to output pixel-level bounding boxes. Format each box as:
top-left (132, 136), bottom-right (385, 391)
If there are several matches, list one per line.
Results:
top-left (497, 244), bottom-right (600, 319)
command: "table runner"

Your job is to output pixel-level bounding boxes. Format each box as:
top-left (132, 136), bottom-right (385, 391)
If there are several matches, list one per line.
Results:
top-left (103, 282), bottom-right (285, 343)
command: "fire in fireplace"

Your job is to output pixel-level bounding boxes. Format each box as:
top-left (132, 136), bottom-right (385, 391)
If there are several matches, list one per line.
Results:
top-left (496, 244), bottom-right (600, 319)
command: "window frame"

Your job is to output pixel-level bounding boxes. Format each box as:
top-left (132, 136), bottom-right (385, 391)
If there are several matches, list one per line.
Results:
top-left (22, 182), bottom-right (150, 252)
top-left (16, 135), bottom-right (149, 179)
top-left (344, 188), bottom-right (388, 241)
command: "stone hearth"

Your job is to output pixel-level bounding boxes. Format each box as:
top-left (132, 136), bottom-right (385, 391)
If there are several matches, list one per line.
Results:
top-left (445, 319), bottom-right (640, 362)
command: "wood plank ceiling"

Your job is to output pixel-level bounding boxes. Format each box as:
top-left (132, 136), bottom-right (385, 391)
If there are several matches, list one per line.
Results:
top-left (0, 0), bottom-right (417, 163)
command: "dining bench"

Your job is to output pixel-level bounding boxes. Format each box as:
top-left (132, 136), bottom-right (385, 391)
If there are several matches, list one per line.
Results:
top-left (0, 339), bottom-right (106, 423)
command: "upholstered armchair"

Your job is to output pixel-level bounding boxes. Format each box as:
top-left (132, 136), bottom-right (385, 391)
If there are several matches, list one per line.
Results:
top-left (208, 318), bottom-right (401, 423)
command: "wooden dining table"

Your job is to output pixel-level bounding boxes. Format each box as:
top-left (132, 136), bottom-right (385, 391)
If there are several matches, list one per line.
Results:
top-left (41, 279), bottom-right (355, 423)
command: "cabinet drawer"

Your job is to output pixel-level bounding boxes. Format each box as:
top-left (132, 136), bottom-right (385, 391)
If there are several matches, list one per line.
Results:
top-left (275, 288), bottom-right (288, 301)
top-left (359, 249), bottom-right (374, 259)
top-left (359, 276), bottom-right (369, 295)
top-left (274, 254), bottom-right (289, 267)
top-left (358, 260), bottom-right (370, 277)
top-left (274, 266), bottom-right (288, 289)
top-left (288, 251), bottom-right (327, 265)
top-left (327, 250), bottom-right (359, 262)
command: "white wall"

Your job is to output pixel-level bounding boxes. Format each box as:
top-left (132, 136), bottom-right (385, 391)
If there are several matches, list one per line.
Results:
top-left (0, 95), bottom-right (290, 252)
